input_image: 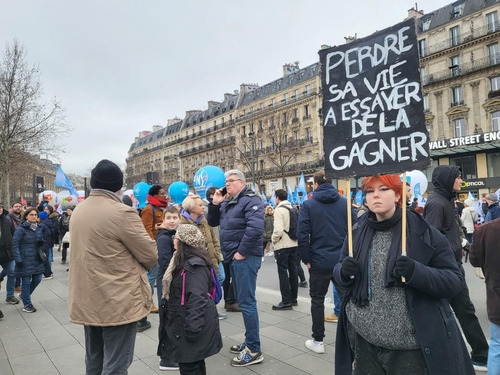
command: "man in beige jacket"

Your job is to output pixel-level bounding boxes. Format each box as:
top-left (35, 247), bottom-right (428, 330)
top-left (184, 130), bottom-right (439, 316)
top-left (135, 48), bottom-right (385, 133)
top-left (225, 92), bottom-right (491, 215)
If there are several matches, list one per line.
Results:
top-left (271, 189), bottom-right (299, 310)
top-left (68, 159), bottom-right (157, 375)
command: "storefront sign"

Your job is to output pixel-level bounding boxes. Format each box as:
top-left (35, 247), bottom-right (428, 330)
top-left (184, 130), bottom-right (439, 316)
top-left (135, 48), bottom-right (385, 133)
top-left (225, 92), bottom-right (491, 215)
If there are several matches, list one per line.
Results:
top-left (430, 131), bottom-right (500, 150)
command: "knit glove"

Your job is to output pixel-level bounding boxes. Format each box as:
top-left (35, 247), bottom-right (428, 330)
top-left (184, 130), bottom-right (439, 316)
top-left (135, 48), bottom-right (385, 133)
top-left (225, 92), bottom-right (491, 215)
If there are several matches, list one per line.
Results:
top-left (395, 256), bottom-right (416, 279)
top-left (340, 257), bottom-right (358, 281)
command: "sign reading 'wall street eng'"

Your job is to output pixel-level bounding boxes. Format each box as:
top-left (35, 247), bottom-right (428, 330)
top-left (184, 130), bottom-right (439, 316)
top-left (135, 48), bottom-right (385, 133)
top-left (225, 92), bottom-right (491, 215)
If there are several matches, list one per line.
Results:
top-left (319, 18), bottom-right (430, 179)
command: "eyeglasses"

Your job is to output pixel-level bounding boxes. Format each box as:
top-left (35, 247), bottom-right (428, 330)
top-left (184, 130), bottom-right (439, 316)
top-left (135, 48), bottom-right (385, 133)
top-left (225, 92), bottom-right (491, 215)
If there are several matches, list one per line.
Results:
top-left (225, 179), bottom-right (241, 184)
top-left (27, 213), bottom-right (38, 217)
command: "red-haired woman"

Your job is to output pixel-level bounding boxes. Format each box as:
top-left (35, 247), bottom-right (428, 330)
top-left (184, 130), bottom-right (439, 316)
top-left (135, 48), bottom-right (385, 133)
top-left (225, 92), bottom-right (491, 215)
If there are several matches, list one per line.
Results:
top-left (333, 174), bottom-right (474, 375)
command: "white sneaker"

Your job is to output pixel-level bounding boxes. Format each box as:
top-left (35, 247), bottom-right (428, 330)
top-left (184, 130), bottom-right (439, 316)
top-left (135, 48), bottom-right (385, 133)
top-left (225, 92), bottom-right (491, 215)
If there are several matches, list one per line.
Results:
top-left (305, 339), bottom-right (324, 354)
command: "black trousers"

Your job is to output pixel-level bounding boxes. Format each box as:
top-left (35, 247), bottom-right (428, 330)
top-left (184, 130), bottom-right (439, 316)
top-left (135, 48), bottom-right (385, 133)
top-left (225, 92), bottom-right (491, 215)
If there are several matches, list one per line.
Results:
top-left (309, 268), bottom-right (334, 341)
top-left (296, 254), bottom-right (306, 282)
top-left (222, 261), bottom-right (236, 305)
top-left (352, 330), bottom-right (428, 375)
top-left (275, 247), bottom-right (299, 305)
top-left (449, 263), bottom-right (489, 363)
top-left (179, 359), bottom-right (206, 375)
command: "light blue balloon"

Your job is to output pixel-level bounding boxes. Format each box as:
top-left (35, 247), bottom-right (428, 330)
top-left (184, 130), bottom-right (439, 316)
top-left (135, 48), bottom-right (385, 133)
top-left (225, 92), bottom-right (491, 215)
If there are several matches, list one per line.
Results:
top-left (133, 182), bottom-right (151, 209)
top-left (168, 181), bottom-right (190, 204)
top-left (193, 165), bottom-right (226, 200)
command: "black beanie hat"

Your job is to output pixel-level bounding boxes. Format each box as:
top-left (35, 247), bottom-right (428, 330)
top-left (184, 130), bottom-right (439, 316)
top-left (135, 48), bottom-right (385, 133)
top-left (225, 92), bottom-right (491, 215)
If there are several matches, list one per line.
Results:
top-left (90, 159), bottom-right (123, 192)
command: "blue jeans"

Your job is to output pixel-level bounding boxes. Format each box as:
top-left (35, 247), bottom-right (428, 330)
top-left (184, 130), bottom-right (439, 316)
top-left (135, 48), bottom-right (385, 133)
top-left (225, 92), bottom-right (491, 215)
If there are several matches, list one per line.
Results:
top-left (332, 282), bottom-right (341, 316)
top-left (21, 273), bottom-right (43, 306)
top-left (231, 256), bottom-right (261, 352)
top-left (148, 263), bottom-right (158, 301)
top-left (44, 248), bottom-right (53, 277)
top-left (489, 322), bottom-right (500, 373)
top-left (0, 259), bottom-right (15, 297)
top-left (218, 261), bottom-right (225, 284)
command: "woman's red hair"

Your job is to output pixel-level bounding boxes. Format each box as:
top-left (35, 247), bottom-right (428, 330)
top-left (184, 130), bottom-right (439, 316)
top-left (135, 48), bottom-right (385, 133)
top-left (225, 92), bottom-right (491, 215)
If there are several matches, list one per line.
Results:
top-left (361, 174), bottom-right (403, 206)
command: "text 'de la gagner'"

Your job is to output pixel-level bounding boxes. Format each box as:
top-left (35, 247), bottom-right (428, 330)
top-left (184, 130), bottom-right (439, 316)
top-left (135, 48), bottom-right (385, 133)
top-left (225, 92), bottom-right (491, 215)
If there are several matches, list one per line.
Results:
top-left (319, 18), bottom-right (430, 179)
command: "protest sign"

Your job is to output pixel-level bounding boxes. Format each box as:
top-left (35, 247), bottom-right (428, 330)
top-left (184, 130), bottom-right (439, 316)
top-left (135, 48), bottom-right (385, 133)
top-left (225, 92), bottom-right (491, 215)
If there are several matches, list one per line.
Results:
top-left (319, 18), bottom-right (430, 179)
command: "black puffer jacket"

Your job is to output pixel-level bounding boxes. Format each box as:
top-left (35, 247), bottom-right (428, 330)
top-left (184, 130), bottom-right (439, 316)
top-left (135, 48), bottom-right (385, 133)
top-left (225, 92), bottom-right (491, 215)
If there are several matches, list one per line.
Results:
top-left (423, 165), bottom-right (463, 262)
top-left (162, 256), bottom-right (222, 363)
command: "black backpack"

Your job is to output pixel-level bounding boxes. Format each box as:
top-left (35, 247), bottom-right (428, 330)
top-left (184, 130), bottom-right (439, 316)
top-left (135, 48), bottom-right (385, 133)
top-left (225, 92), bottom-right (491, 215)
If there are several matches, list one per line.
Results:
top-left (283, 206), bottom-right (299, 241)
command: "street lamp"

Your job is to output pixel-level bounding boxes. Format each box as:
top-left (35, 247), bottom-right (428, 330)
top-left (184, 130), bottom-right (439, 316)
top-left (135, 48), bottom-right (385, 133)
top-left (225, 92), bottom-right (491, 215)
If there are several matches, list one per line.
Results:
top-left (248, 131), bottom-right (255, 188)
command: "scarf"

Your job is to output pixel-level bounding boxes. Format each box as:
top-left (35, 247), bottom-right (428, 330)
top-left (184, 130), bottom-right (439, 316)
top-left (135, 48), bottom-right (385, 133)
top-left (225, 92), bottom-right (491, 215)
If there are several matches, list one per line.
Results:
top-left (162, 250), bottom-right (178, 300)
top-left (146, 194), bottom-right (168, 208)
top-left (181, 209), bottom-right (203, 225)
top-left (350, 205), bottom-right (404, 307)
top-left (30, 222), bottom-right (38, 231)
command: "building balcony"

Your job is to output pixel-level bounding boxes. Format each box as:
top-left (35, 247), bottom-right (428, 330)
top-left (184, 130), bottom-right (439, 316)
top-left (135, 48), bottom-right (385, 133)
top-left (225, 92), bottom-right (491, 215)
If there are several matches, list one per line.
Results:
top-left (422, 55), bottom-right (500, 86)
top-left (424, 23), bottom-right (500, 56)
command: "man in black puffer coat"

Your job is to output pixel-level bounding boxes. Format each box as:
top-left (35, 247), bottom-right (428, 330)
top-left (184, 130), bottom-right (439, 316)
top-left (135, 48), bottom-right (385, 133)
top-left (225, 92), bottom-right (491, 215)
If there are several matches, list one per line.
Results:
top-left (0, 204), bottom-right (18, 310)
top-left (424, 165), bottom-right (489, 371)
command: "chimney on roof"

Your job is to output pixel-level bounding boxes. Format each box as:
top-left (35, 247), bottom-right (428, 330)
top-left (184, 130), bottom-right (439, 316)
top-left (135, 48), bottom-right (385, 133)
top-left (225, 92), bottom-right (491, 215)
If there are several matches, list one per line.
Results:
top-left (167, 118), bottom-right (181, 126)
top-left (185, 110), bottom-right (202, 118)
top-left (208, 101), bottom-right (220, 108)
top-left (344, 35), bottom-right (357, 44)
top-left (283, 62), bottom-right (300, 77)
top-left (407, 7), bottom-right (424, 20)
top-left (152, 124), bottom-right (163, 132)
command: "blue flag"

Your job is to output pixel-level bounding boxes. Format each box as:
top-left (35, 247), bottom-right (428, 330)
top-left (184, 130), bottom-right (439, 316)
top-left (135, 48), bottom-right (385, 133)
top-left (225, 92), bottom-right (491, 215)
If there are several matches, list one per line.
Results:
top-left (55, 166), bottom-right (79, 197)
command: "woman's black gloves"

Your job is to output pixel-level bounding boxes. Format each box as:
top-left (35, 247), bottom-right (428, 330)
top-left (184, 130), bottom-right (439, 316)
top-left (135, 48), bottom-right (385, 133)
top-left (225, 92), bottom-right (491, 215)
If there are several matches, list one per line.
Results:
top-left (395, 255), bottom-right (416, 279)
top-left (341, 257), bottom-right (358, 281)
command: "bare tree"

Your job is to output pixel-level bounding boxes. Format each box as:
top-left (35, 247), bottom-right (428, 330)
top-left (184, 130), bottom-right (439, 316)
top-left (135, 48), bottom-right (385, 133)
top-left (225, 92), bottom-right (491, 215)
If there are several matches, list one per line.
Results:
top-left (233, 124), bottom-right (265, 190)
top-left (264, 109), bottom-right (300, 188)
top-left (0, 40), bottom-right (68, 204)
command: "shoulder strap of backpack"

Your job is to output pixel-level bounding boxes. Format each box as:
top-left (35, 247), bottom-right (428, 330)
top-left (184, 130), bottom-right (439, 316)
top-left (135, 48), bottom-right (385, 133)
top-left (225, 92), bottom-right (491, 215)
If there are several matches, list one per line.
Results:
top-left (180, 269), bottom-right (186, 306)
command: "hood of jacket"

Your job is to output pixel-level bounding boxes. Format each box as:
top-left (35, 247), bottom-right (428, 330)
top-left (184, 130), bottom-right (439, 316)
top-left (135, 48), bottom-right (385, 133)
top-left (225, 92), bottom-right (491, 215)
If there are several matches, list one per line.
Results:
top-left (431, 165), bottom-right (461, 200)
top-left (312, 183), bottom-right (341, 204)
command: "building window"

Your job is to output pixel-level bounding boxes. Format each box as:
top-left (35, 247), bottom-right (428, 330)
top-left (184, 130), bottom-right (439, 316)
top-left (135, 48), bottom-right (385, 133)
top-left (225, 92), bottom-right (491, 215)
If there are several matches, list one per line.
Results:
top-left (304, 105), bottom-right (310, 119)
top-left (242, 126), bottom-right (246, 136)
top-left (422, 18), bottom-right (431, 31)
top-left (305, 85), bottom-right (311, 95)
top-left (305, 128), bottom-right (311, 141)
top-left (452, 2), bottom-right (464, 18)
top-left (488, 43), bottom-right (500, 65)
top-left (487, 152), bottom-right (500, 177)
top-left (294, 130), bottom-right (299, 141)
top-left (270, 98), bottom-right (276, 108)
top-left (293, 108), bottom-right (298, 120)
top-left (259, 120), bottom-right (263, 130)
top-left (420, 66), bottom-right (427, 85)
top-left (451, 86), bottom-right (463, 106)
top-left (306, 151), bottom-right (312, 162)
top-left (294, 89), bottom-right (299, 99)
top-left (284, 93), bottom-right (289, 104)
top-left (450, 155), bottom-right (476, 179)
top-left (450, 55), bottom-right (461, 76)
top-left (450, 26), bottom-right (460, 46)
top-left (418, 39), bottom-right (427, 57)
top-left (492, 111), bottom-right (500, 131)
top-left (453, 118), bottom-right (466, 137)
top-left (487, 11), bottom-right (499, 33)
top-left (282, 112), bottom-right (287, 124)
top-left (491, 76), bottom-right (500, 91)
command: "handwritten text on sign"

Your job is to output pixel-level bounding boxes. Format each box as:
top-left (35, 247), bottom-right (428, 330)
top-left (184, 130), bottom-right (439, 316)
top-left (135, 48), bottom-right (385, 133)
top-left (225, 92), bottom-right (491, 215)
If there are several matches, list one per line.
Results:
top-left (319, 19), bottom-right (430, 178)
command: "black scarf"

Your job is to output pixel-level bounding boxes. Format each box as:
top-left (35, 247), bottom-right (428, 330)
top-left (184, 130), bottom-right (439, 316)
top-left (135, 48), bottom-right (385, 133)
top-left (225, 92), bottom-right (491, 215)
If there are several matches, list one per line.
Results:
top-left (350, 205), bottom-right (404, 307)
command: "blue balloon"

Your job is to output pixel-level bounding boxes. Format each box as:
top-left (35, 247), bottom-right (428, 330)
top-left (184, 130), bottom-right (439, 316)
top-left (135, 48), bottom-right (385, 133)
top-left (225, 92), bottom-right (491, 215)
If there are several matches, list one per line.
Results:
top-left (193, 165), bottom-right (226, 200)
top-left (168, 181), bottom-right (190, 205)
top-left (133, 182), bottom-right (151, 209)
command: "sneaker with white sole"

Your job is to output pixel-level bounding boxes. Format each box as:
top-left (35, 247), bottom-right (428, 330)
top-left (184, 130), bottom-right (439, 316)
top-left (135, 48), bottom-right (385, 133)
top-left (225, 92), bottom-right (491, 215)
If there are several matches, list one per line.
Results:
top-left (305, 339), bottom-right (325, 354)
top-left (159, 357), bottom-right (179, 371)
top-left (23, 304), bottom-right (37, 313)
top-left (230, 342), bottom-right (246, 354)
top-left (472, 361), bottom-right (487, 372)
top-left (230, 347), bottom-right (264, 367)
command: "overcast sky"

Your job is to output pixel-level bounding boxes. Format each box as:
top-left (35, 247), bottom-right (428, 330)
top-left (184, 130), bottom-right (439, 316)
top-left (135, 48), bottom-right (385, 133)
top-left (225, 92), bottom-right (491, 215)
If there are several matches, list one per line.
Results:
top-left (1, 0), bottom-right (449, 178)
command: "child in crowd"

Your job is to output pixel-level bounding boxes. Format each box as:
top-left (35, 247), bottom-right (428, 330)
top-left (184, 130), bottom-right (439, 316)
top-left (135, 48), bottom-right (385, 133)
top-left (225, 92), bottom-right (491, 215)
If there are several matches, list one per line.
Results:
top-left (161, 224), bottom-right (222, 375)
top-left (156, 206), bottom-right (180, 371)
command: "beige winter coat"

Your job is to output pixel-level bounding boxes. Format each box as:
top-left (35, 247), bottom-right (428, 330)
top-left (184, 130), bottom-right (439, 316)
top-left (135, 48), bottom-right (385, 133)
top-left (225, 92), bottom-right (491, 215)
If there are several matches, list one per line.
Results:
top-left (68, 189), bottom-right (157, 326)
top-left (272, 200), bottom-right (298, 250)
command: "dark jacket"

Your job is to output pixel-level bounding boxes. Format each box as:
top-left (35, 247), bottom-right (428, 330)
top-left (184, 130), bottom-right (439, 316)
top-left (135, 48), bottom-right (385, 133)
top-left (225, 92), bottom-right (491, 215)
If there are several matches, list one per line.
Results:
top-left (163, 256), bottom-right (222, 363)
top-left (59, 212), bottom-right (70, 239)
top-left (333, 210), bottom-right (473, 375)
top-left (0, 211), bottom-right (15, 261)
top-left (207, 187), bottom-right (264, 260)
top-left (423, 165), bottom-right (463, 262)
top-left (297, 183), bottom-right (355, 272)
top-left (48, 212), bottom-right (60, 244)
top-left (470, 218), bottom-right (500, 325)
top-left (12, 221), bottom-right (45, 277)
top-left (485, 203), bottom-right (500, 222)
top-left (156, 227), bottom-right (176, 303)
top-left (39, 218), bottom-right (55, 253)
top-left (263, 213), bottom-right (274, 242)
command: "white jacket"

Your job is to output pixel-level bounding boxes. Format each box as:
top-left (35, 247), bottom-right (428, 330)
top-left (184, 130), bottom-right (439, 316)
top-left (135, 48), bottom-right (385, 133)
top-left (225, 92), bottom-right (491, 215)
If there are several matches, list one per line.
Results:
top-left (271, 200), bottom-right (298, 250)
top-left (461, 206), bottom-right (478, 235)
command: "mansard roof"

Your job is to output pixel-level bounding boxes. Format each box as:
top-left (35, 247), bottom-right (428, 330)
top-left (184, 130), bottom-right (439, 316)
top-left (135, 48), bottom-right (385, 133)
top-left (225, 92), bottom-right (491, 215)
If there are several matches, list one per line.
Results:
top-left (181, 93), bottom-right (240, 130)
top-left (239, 62), bottom-right (320, 106)
top-left (417, 0), bottom-right (499, 34)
